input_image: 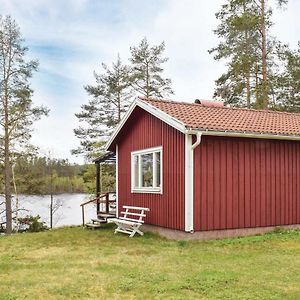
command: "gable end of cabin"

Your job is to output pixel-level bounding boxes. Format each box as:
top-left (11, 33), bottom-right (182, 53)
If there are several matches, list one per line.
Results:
top-left (113, 106), bottom-right (186, 231)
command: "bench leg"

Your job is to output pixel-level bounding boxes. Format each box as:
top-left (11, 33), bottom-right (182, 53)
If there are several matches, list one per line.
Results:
top-left (113, 221), bottom-right (144, 238)
top-left (114, 222), bottom-right (133, 236)
top-left (129, 228), bottom-right (137, 238)
top-left (114, 223), bottom-right (124, 234)
top-left (129, 225), bottom-right (143, 237)
top-left (136, 228), bottom-right (144, 236)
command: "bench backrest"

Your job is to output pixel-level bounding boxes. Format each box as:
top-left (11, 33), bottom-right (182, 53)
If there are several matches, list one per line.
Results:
top-left (119, 206), bottom-right (150, 224)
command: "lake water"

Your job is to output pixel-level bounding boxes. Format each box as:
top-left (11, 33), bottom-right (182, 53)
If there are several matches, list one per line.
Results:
top-left (16, 194), bottom-right (96, 228)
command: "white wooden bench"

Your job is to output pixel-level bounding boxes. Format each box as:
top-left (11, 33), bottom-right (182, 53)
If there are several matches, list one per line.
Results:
top-left (110, 205), bottom-right (150, 237)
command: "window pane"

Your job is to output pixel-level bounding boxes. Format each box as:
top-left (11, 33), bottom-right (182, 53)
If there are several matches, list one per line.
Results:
top-left (141, 153), bottom-right (153, 187)
top-left (133, 155), bottom-right (139, 188)
top-left (155, 152), bottom-right (161, 187)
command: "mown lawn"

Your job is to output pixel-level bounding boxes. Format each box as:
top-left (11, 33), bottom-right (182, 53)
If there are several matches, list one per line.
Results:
top-left (0, 225), bottom-right (300, 300)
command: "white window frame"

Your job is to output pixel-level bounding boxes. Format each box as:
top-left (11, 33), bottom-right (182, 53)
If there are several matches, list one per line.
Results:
top-left (131, 146), bottom-right (163, 194)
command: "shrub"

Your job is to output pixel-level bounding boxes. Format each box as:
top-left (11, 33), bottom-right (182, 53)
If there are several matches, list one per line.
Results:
top-left (18, 215), bottom-right (48, 232)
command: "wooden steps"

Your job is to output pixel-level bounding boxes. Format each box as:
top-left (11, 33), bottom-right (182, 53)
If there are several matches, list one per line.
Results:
top-left (85, 223), bottom-right (102, 229)
top-left (97, 213), bottom-right (116, 219)
top-left (85, 213), bottom-right (116, 229)
top-left (91, 218), bottom-right (107, 223)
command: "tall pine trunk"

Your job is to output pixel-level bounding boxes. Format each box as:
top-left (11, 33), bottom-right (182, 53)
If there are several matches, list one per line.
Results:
top-left (117, 95), bottom-right (121, 122)
top-left (261, 0), bottom-right (269, 109)
top-left (246, 73), bottom-right (251, 108)
top-left (255, 66), bottom-right (259, 105)
top-left (244, 14), bottom-right (251, 109)
top-left (146, 62), bottom-right (150, 98)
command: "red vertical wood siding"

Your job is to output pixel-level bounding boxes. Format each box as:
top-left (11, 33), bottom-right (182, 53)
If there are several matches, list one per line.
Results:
top-left (194, 136), bottom-right (300, 231)
top-left (116, 107), bottom-right (185, 230)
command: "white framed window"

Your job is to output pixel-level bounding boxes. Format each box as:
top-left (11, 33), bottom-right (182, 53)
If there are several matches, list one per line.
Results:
top-left (131, 146), bottom-right (162, 194)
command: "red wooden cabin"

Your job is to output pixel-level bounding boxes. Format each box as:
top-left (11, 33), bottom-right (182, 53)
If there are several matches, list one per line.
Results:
top-left (105, 96), bottom-right (300, 235)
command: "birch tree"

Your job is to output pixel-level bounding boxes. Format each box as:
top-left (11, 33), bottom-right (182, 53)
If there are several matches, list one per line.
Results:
top-left (0, 16), bottom-right (48, 234)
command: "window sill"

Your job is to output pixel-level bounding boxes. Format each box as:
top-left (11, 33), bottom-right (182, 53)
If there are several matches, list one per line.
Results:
top-left (131, 188), bottom-right (162, 194)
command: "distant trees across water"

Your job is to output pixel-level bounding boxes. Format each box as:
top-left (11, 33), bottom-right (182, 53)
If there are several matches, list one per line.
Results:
top-left (0, 156), bottom-right (114, 195)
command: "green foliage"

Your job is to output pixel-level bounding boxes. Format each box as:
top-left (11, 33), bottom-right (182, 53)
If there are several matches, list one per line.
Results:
top-left (0, 16), bottom-right (49, 147)
top-left (9, 155), bottom-right (86, 195)
top-left (18, 215), bottom-right (48, 232)
top-left (0, 15), bottom-right (49, 233)
top-left (80, 164), bottom-right (96, 193)
top-left (129, 37), bottom-right (174, 98)
top-left (210, 0), bottom-right (288, 109)
top-left (100, 164), bottom-right (116, 193)
top-left (11, 160), bottom-right (117, 196)
top-left (73, 56), bottom-right (131, 159)
top-left (275, 42), bottom-right (300, 112)
top-left (80, 164), bottom-right (115, 194)
top-left (73, 38), bottom-right (173, 160)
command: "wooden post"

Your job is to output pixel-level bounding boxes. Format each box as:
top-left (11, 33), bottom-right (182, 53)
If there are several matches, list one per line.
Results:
top-left (106, 193), bottom-right (109, 214)
top-left (96, 162), bottom-right (100, 213)
top-left (50, 194), bottom-right (53, 229)
top-left (82, 205), bottom-right (85, 226)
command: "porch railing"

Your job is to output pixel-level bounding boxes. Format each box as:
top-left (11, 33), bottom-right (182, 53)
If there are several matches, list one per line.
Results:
top-left (80, 192), bottom-right (116, 226)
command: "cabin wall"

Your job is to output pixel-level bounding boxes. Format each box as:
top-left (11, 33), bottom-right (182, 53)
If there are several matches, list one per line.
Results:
top-left (194, 136), bottom-right (300, 231)
top-left (117, 107), bottom-right (185, 230)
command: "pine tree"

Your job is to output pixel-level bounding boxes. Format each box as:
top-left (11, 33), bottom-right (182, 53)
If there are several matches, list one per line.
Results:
top-left (129, 37), bottom-right (174, 98)
top-left (210, 0), bottom-right (287, 109)
top-left (275, 43), bottom-right (300, 112)
top-left (73, 55), bottom-right (131, 159)
top-left (210, 0), bottom-right (260, 107)
top-left (0, 16), bottom-right (48, 234)
top-left (74, 39), bottom-right (174, 159)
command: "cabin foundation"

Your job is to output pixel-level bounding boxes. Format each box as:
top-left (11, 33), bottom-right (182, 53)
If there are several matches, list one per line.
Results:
top-left (142, 224), bottom-right (300, 240)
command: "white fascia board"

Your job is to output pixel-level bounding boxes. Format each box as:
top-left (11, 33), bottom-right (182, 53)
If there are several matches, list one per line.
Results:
top-left (105, 98), bottom-right (187, 151)
top-left (186, 129), bottom-right (300, 142)
top-left (136, 99), bottom-right (186, 133)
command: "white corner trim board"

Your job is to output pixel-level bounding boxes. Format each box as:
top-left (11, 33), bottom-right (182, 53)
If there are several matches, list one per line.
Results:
top-left (116, 144), bottom-right (119, 218)
top-left (184, 131), bottom-right (202, 232)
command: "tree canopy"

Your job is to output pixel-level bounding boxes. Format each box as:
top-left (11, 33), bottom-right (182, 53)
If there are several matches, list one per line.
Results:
top-left (73, 38), bottom-right (173, 160)
top-left (210, 0), bottom-right (288, 109)
top-left (129, 37), bottom-right (173, 98)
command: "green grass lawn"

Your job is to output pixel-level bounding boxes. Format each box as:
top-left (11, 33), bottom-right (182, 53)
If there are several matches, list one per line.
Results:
top-left (1, 225), bottom-right (300, 300)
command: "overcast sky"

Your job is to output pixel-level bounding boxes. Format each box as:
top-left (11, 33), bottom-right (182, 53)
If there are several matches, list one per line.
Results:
top-left (0, 0), bottom-right (299, 163)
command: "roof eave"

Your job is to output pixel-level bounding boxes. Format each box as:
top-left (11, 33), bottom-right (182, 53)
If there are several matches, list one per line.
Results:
top-left (186, 128), bottom-right (300, 141)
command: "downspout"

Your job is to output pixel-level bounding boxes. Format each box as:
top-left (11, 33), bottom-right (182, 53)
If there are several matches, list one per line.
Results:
top-left (185, 130), bottom-right (202, 232)
top-left (191, 131), bottom-right (202, 150)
